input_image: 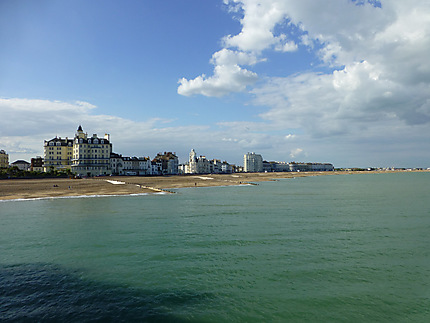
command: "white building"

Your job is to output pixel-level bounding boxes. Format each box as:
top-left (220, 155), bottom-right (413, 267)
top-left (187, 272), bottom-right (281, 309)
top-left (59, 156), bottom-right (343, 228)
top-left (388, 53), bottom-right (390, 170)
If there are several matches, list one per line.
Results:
top-left (10, 160), bottom-right (30, 171)
top-left (110, 153), bottom-right (124, 175)
top-left (184, 149), bottom-right (233, 174)
top-left (211, 159), bottom-right (233, 174)
top-left (244, 152), bottom-right (263, 172)
top-left (187, 149), bottom-right (210, 174)
top-left (138, 157), bottom-right (152, 175)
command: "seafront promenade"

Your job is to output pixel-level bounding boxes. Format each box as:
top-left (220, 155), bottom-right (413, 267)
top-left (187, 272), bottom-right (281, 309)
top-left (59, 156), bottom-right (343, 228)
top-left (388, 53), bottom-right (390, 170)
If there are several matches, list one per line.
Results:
top-left (0, 170), bottom-right (426, 201)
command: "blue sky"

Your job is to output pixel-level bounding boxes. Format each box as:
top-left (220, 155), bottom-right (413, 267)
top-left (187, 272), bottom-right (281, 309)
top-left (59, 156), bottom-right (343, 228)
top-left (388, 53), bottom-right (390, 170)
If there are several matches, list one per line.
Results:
top-left (1, 0), bottom-right (430, 168)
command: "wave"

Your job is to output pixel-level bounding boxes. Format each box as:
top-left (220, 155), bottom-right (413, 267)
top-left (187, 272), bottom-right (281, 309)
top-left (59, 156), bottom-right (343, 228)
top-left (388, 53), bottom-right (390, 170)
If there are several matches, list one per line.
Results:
top-left (0, 193), bottom-right (152, 203)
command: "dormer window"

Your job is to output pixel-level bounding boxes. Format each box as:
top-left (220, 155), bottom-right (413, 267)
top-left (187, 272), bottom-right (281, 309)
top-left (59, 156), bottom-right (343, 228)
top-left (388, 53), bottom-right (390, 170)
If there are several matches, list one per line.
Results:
top-left (49, 142), bottom-right (54, 146)
top-left (94, 139), bottom-right (99, 144)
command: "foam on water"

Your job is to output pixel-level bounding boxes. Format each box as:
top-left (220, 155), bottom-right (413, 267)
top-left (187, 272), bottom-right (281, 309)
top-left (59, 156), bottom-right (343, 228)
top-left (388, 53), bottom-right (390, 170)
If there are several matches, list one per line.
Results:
top-left (0, 192), bottom-right (150, 203)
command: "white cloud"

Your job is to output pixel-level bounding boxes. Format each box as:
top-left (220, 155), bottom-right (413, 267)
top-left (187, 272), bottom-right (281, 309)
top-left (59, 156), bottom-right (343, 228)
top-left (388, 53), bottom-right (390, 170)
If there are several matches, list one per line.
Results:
top-left (211, 48), bottom-right (262, 66)
top-left (178, 1), bottom-right (298, 97)
top-left (222, 0), bottom-right (290, 52)
top-left (177, 53), bottom-right (258, 97)
top-left (290, 148), bottom-right (303, 159)
top-left (275, 39), bottom-right (298, 53)
top-left (178, 48), bottom-right (262, 97)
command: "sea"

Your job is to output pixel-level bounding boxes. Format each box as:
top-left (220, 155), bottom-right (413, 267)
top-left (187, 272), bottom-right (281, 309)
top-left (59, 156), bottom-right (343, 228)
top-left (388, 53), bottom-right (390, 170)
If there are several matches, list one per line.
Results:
top-left (1, 172), bottom-right (429, 322)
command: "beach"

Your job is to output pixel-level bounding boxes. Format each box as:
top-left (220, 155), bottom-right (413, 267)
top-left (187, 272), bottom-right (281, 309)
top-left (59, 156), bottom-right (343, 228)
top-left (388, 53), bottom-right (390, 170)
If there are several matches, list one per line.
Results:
top-left (0, 170), bottom-right (425, 201)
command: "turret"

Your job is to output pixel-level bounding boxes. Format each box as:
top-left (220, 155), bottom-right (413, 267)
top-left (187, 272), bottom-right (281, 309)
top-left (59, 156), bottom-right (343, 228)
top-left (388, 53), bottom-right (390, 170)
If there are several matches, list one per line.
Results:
top-left (76, 125), bottom-right (87, 139)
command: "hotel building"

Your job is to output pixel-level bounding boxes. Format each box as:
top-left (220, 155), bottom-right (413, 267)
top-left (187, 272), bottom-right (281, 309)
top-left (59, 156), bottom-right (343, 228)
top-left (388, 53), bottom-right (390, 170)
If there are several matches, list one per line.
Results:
top-left (43, 137), bottom-right (74, 172)
top-left (71, 125), bottom-right (112, 176)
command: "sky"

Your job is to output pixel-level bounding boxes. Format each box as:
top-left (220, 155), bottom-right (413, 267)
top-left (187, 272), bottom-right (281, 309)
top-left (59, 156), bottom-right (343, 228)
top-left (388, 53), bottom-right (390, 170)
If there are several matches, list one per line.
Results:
top-left (1, 0), bottom-right (430, 168)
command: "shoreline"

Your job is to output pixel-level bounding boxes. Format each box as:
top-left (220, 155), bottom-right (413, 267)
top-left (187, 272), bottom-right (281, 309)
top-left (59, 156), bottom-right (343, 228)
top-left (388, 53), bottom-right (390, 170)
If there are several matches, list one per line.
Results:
top-left (0, 170), bottom-right (427, 201)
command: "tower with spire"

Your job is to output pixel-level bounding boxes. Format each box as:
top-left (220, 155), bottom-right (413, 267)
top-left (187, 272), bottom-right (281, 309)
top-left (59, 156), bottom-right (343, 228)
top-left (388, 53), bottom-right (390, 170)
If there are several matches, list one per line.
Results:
top-left (75, 125), bottom-right (87, 139)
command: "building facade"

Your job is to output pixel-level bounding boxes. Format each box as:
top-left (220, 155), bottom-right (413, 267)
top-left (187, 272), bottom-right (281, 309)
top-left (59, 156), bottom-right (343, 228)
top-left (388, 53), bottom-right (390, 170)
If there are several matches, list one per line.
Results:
top-left (31, 156), bottom-right (44, 172)
top-left (244, 152), bottom-right (263, 172)
top-left (110, 153), bottom-right (124, 175)
top-left (187, 149), bottom-right (211, 174)
top-left (153, 152), bottom-right (179, 175)
top-left (288, 162), bottom-right (334, 172)
top-left (11, 160), bottom-right (30, 171)
top-left (43, 137), bottom-right (74, 172)
top-left (182, 149), bottom-right (232, 174)
top-left (71, 125), bottom-right (112, 176)
top-left (111, 154), bottom-right (154, 176)
top-left (0, 149), bottom-right (8, 168)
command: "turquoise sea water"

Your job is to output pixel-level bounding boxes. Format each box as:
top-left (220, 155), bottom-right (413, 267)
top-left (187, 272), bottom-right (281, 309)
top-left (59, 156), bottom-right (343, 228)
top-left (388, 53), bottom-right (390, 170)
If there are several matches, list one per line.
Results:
top-left (1, 173), bottom-right (430, 322)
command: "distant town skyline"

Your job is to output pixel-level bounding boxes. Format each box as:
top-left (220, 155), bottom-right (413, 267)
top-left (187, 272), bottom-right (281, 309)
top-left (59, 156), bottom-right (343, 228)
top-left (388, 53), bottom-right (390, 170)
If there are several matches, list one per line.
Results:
top-left (1, 1), bottom-right (430, 168)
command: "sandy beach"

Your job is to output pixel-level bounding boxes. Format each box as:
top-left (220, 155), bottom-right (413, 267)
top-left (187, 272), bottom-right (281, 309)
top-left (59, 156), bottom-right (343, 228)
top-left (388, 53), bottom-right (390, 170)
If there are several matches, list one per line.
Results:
top-left (0, 170), bottom-right (426, 201)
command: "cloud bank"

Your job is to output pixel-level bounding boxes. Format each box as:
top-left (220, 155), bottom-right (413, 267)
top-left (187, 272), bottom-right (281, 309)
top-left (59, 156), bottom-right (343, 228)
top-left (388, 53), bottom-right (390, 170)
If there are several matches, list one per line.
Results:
top-left (176, 0), bottom-right (430, 166)
top-left (178, 49), bottom-right (259, 97)
top-left (0, 98), bottom-right (288, 164)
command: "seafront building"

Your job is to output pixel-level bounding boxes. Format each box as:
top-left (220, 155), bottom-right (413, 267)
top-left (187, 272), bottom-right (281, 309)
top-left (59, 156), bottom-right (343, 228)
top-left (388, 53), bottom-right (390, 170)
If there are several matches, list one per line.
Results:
top-left (71, 126), bottom-right (112, 177)
top-left (42, 126), bottom-right (180, 177)
top-left (0, 149), bottom-right (8, 168)
top-left (31, 157), bottom-right (44, 172)
top-left (187, 149), bottom-right (210, 174)
top-left (288, 162), bottom-right (334, 172)
top-left (247, 152), bottom-right (334, 173)
top-left (118, 156), bottom-right (153, 176)
top-left (109, 153), bottom-right (179, 176)
top-left (211, 159), bottom-right (233, 174)
top-left (10, 160), bottom-right (31, 171)
top-left (153, 152), bottom-right (179, 175)
top-left (43, 137), bottom-right (74, 172)
top-left (181, 149), bottom-right (233, 174)
top-left (37, 126), bottom-right (333, 177)
top-left (244, 152), bottom-right (264, 172)
top-left (263, 161), bottom-right (334, 172)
